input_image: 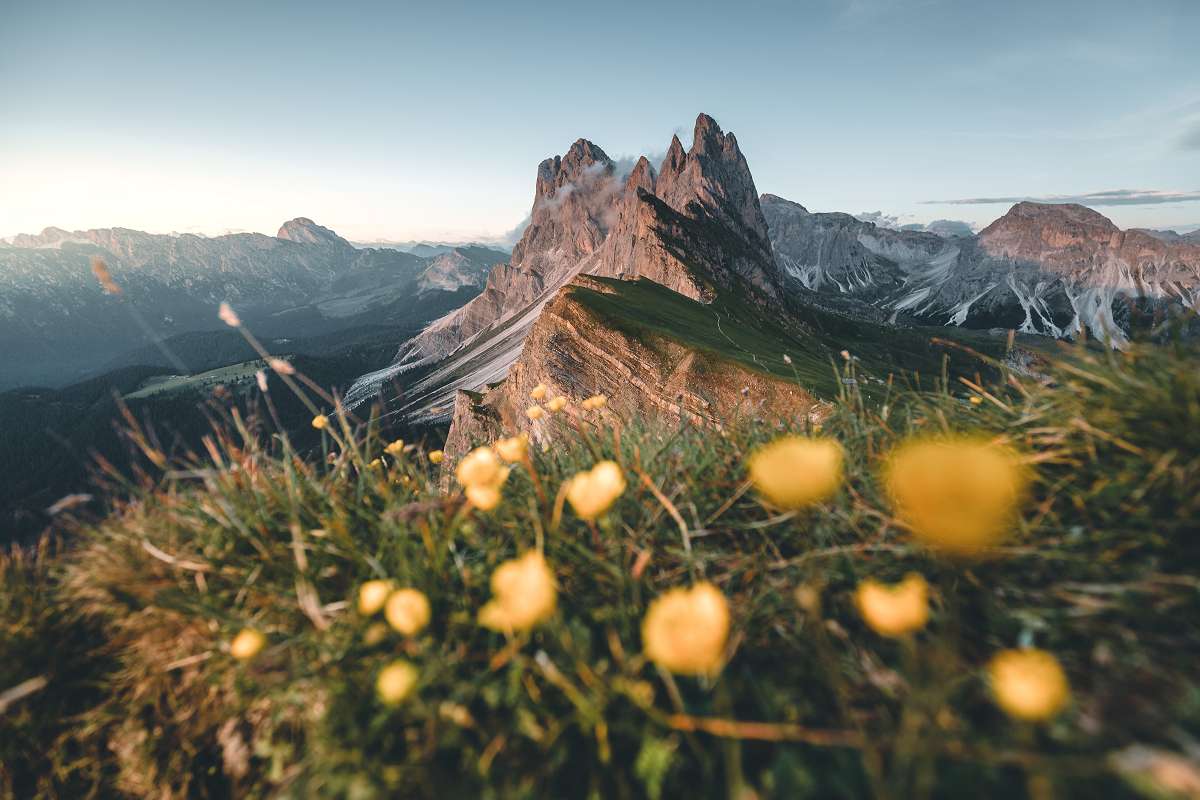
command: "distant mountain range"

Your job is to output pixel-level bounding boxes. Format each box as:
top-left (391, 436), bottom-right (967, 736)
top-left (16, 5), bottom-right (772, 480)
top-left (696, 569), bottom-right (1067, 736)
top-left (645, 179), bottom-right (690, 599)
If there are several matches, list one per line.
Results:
top-left (354, 240), bottom-right (515, 258)
top-left (342, 113), bottom-right (1200, 459)
top-left (0, 221), bottom-right (507, 389)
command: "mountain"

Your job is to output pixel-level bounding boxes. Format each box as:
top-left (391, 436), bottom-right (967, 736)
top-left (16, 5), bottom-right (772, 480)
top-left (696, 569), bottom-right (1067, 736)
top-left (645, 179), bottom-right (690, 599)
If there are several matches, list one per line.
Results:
top-left (764, 197), bottom-right (1200, 344)
top-left (1132, 228), bottom-right (1200, 245)
top-left (0, 221), bottom-right (502, 389)
top-left (354, 240), bottom-right (514, 259)
top-left (346, 114), bottom-right (1022, 463)
top-left (344, 114), bottom-right (788, 418)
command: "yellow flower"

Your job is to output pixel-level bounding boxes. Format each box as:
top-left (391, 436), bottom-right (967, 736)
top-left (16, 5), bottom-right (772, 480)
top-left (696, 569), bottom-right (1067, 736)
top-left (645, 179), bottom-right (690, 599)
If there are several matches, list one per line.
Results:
top-left (747, 436), bottom-right (843, 509)
top-left (363, 622), bottom-right (389, 646)
top-left (855, 573), bottom-right (930, 637)
top-left (642, 583), bottom-right (730, 677)
top-left (529, 383), bottom-right (548, 401)
top-left (369, 457), bottom-right (384, 469)
top-left (581, 394), bottom-right (608, 411)
top-left (456, 446), bottom-right (504, 488)
top-left (428, 449), bottom-right (445, 464)
top-left (311, 414), bottom-right (329, 430)
top-left (494, 433), bottom-right (529, 463)
top-left (376, 660), bottom-right (419, 706)
top-left (465, 483), bottom-right (502, 511)
top-left (357, 579), bottom-right (394, 616)
top-left (385, 439), bottom-right (405, 456)
top-left (884, 437), bottom-right (1027, 556)
top-left (478, 551), bottom-right (557, 633)
top-left (988, 649), bottom-right (1070, 722)
top-left (230, 628), bottom-right (266, 661)
top-left (545, 396), bottom-right (568, 413)
top-left (384, 588), bottom-right (431, 635)
top-left (526, 405), bottom-right (544, 420)
top-left (565, 460), bottom-right (626, 520)
top-left (969, 396), bottom-right (983, 406)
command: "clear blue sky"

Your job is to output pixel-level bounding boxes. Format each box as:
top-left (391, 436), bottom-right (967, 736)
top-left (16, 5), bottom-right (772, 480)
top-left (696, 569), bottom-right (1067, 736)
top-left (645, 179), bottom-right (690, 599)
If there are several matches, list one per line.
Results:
top-left (3, 0), bottom-right (1198, 241)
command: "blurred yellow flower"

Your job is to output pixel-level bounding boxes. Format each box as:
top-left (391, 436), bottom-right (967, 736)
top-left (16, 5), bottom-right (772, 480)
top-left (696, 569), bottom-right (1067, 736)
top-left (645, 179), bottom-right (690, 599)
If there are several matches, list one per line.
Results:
top-left (747, 436), bottom-right (843, 509)
top-left (526, 406), bottom-right (544, 420)
top-left (884, 437), bottom-right (1027, 556)
top-left (565, 460), bottom-right (626, 520)
top-left (311, 414), bottom-right (329, 430)
top-left (581, 394), bottom-right (608, 411)
top-left (545, 396), bottom-right (568, 412)
top-left (376, 660), bottom-right (419, 706)
top-left (385, 588), bottom-right (431, 635)
top-left (529, 383), bottom-right (548, 400)
top-left (230, 628), bottom-right (265, 661)
top-left (969, 396), bottom-right (983, 406)
top-left (642, 582), bottom-right (730, 677)
top-left (855, 573), bottom-right (929, 637)
top-left (478, 551), bottom-right (557, 633)
top-left (456, 447), bottom-right (510, 509)
top-left (428, 450), bottom-right (445, 464)
top-left (217, 301), bottom-right (241, 327)
top-left (91, 257), bottom-right (123, 295)
top-left (988, 649), bottom-right (1070, 722)
top-left (495, 433), bottom-right (529, 463)
top-left (357, 579), bottom-right (393, 616)
top-left (465, 484), bottom-right (502, 511)
top-left (385, 439), bottom-right (405, 456)
top-left (363, 622), bottom-right (389, 647)
top-left (268, 357), bottom-right (295, 376)
top-left (456, 446), bottom-right (504, 488)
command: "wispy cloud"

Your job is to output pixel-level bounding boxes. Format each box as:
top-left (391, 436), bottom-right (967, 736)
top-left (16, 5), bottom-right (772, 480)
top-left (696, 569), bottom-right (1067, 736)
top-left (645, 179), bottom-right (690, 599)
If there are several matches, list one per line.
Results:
top-left (923, 189), bottom-right (1200, 207)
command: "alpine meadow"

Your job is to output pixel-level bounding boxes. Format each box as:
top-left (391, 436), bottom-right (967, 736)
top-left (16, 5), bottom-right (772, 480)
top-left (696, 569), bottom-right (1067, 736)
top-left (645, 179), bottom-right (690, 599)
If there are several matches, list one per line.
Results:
top-left (2, 1), bottom-right (1199, 798)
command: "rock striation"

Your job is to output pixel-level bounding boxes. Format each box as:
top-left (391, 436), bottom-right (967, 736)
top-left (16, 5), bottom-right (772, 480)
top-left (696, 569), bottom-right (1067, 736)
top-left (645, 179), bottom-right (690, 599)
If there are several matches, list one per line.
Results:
top-left (763, 196), bottom-right (1200, 344)
top-left (442, 276), bottom-right (828, 459)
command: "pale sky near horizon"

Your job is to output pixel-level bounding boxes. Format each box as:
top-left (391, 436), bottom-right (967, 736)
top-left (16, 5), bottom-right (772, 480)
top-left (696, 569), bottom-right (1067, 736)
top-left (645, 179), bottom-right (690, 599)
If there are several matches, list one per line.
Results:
top-left (2, 0), bottom-right (1198, 242)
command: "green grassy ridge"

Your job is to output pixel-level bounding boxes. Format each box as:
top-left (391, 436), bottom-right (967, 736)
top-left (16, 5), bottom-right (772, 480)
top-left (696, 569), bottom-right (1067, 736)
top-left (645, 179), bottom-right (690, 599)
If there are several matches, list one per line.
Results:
top-left (569, 277), bottom-right (1016, 400)
top-left (2, 341), bottom-right (1198, 798)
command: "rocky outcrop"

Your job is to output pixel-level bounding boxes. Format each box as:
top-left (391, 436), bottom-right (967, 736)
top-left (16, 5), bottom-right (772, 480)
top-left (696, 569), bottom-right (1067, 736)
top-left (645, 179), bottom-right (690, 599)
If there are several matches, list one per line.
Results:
top-left (442, 276), bottom-right (828, 458)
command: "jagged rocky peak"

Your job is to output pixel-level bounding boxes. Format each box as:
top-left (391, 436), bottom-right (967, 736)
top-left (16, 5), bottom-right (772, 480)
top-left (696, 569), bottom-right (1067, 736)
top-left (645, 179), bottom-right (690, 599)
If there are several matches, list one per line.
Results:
top-left (656, 113), bottom-right (771, 244)
top-left (276, 217), bottom-right (351, 249)
top-left (626, 156), bottom-right (656, 194)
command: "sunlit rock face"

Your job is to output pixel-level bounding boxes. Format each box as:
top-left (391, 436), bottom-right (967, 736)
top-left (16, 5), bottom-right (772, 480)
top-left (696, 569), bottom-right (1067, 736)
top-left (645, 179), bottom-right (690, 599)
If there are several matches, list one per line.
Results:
top-left (347, 113), bottom-right (783, 417)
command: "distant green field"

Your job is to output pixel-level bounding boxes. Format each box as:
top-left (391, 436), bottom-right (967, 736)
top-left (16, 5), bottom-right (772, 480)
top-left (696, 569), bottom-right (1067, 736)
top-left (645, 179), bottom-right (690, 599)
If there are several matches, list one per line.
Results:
top-left (123, 359), bottom-right (280, 400)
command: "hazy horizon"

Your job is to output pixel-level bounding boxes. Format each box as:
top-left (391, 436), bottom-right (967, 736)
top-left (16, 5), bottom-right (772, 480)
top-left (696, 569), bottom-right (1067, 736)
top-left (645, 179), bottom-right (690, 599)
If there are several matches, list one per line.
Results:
top-left (3, 0), bottom-right (1198, 241)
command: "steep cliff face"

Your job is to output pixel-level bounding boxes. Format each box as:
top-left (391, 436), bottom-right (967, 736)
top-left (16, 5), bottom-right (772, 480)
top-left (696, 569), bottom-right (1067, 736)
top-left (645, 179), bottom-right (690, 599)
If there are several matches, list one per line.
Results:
top-left (347, 113), bottom-right (783, 415)
top-left (443, 276), bottom-right (828, 458)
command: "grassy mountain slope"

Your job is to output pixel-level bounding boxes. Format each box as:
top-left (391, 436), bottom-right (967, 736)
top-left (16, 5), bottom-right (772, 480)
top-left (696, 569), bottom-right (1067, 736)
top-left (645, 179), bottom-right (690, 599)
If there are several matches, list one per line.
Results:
top-left (2, 339), bottom-right (1198, 798)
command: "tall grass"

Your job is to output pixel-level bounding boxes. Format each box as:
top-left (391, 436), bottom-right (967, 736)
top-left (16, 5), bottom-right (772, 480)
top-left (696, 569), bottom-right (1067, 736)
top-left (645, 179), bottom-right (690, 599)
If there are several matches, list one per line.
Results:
top-left (2, 339), bottom-right (1198, 798)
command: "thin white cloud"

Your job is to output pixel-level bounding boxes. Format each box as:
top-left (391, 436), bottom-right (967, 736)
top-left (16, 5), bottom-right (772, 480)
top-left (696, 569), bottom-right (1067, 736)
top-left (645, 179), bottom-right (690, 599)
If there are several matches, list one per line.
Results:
top-left (923, 189), bottom-right (1200, 207)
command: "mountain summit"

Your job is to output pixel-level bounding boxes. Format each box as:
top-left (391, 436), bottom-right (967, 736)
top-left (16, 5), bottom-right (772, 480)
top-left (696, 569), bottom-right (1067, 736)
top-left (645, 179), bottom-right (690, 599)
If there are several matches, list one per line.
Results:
top-left (344, 113), bottom-right (782, 415)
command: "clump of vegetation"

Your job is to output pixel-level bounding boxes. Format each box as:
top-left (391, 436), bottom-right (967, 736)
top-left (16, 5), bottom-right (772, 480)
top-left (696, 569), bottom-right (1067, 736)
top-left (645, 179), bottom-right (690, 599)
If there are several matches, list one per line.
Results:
top-left (2, 340), bottom-right (1199, 798)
